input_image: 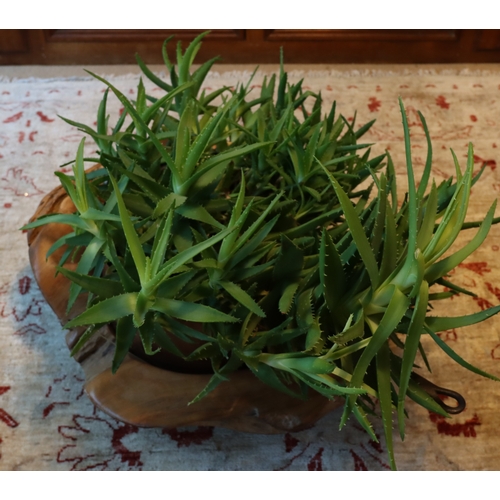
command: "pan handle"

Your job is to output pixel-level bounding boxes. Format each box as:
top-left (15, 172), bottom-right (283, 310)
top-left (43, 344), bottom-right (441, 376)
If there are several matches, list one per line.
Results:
top-left (412, 373), bottom-right (466, 415)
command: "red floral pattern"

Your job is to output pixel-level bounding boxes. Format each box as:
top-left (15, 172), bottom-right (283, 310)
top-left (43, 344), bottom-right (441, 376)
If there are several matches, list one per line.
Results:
top-left (0, 387), bottom-right (18, 429)
top-left (429, 412), bottom-right (481, 437)
top-left (436, 95), bottom-right (451, 109)
top-left (368, 96), bottom-right (382, 112)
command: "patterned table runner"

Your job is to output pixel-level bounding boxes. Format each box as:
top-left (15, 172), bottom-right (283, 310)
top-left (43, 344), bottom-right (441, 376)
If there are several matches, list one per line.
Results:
top-left (1, 68), bottom-right (499, 470)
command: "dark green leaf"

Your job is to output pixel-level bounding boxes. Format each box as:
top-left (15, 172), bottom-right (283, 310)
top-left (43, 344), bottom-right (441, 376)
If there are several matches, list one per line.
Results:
top-left (112, 316), bottom-right (137, 373)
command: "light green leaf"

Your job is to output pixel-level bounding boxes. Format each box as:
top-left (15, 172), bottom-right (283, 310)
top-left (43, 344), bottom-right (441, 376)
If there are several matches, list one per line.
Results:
top-left (138, 314), bottom-right (161, 355)
top-left (53, 171), bottom-right (78, 209)
top-left (57, 266), bottom-right (124, 299)
top-left (65, 292), bottom-right (138, 328)
top-left (330, 309), bottom-right (366, 345)
top-left (152, 297), bottom-right (238, 323)
top-left (156, 270), bottom-right (197, 299)
top-left (180, 99), bottom-right (229, 179)
top-left (150, 209), bottom-right (174, 277)
top-left (73, 138), bottom-right (89, 213)
top-left (177, 204), bottom-right (225, 230)
top-left (424, 145), bottom-right (473, 263)
top-left (188, 351), bottom-right (241, 404)
top-left (398, 98), bottom-right (418, 267)
top-left (425, 305), bottom-right (500, 332)
top-left (109, 172), bottom-right (147, 284)
top-left (416, 182), bottom-right (438, 251)
top-left (343, 286), bottom-right (410, 424)
top-left (219, 173), bottom-right (246, 262)
top-left (188, 373), bottom-right (226, 405)
top-left (376, 340), bottom-right (397, 470)
top-left (279, 282), bottom-right (299, 315)
top-left (152, 193), bottom-right (187, 219)
top-left (295, 290), bottom-right (322, 352)
top-left (219, 280), bottom-right (265, 318)
top-left (425, 200), bottom-right (497, 283)
top-left (416, 110), bottom-right (433, 203)
top-left (228, 215), bottom-right (279, 269)
top-left (135, 52), bottom-right (172, 92)
top-left (326, 336), bottom-right (370, 361)
top-left (179, 142), bottom-right (274, 195)
top-left (21, 213), bottom-right (95, 233)
top-left (397, 280), bottom-right (429, 440)
top-left (352, 404), bottom-right (378, 442)
top-left (143, 83), bottom-right (196, 124)
top-left (320, 229), bottom-right (346, 313)
top-left (175, 99), bottom-right (197, 173)
top-left (133, 289), bottom-right (154, 327)
top-left (233, 192), bottom-right (283, 256)
top-left (70, 324), bottom-right (104, 357)
top-left (80, 208), bottom-right (122, 222)
top-left (178, 31), bottom-right (207, 84)
top-left (320, 159), bottom-right (379, 289)
top-left (147, 224), bottom-right (237, 292)
top-left (85, 70), bottom-right (183, 188)
top-left (46, 232), bottom-right (90, 259)
top-left (379, 205), bottom-right (398, 282)
top-left (184, 342), bottom-right (219, 361)
top-left (68, 236), bottom-right (105, 312)
top-left (426, 326), bottom-right (500, 382)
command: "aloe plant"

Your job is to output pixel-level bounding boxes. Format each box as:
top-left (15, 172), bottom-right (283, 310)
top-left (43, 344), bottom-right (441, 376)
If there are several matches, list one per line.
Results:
top-left (23, 33), bottom-right (500, 470)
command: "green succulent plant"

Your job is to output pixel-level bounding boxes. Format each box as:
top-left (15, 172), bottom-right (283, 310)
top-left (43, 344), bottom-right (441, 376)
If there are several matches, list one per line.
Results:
top-left (23, 32), bottom-right (500, 470)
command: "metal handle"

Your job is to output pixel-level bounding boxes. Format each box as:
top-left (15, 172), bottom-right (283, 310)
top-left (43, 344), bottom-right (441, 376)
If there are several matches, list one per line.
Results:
top-left (412, 373), bottom-right (466, 415)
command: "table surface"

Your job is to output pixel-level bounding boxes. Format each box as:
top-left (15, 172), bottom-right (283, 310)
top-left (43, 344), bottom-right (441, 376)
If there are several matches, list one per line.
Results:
top-left (1, 66), bottom-right (500, 470)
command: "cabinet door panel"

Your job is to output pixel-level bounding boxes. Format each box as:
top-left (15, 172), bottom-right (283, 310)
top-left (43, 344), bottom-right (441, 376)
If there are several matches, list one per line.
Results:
top-left (44, 29), bottom-right (244, 42)
top-left (476, 30), bottom-right (500, 51)
top-left (0, 30), bottom-right (29, 54)
top-left (2, 30), bottom-right (500, 65)
top-left (264, 29), bottom-right (458, 41)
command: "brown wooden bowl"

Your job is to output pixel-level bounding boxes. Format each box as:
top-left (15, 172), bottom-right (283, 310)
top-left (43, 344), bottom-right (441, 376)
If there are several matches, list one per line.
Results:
top-left (27, 180), bottom-right (343, 434)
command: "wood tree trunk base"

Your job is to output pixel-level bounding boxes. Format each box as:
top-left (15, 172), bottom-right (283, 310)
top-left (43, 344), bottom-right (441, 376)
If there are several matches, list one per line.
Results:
top-left (27, 181), bottom-right (342, 434)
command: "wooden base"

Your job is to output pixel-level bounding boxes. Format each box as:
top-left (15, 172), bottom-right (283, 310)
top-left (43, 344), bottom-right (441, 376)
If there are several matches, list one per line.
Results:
top-left (27, 181), bottom-right (342, 433)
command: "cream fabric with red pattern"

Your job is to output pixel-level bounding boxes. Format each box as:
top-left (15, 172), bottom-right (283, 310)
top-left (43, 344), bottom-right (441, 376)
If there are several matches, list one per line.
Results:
top-left (1, 69), bottom-right (499, 470)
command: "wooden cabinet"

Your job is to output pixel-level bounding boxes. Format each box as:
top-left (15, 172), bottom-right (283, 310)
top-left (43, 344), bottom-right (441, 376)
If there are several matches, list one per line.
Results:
top-left (2, 29), bottom-right (500, 65)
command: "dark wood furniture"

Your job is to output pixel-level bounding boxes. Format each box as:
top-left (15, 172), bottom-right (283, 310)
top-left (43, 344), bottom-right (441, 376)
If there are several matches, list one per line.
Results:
top-left (2, 29), bottom-right (500, 65)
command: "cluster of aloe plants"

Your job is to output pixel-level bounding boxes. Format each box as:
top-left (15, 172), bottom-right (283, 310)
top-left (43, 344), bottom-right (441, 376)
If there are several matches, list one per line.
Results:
top-left (24, 33), bottom-right (500, 469)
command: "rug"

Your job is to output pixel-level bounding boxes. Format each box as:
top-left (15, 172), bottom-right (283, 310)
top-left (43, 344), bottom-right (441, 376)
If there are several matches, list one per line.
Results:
top-left (1, 67), bottom-right (500, 471)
